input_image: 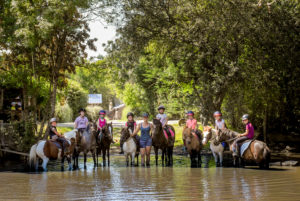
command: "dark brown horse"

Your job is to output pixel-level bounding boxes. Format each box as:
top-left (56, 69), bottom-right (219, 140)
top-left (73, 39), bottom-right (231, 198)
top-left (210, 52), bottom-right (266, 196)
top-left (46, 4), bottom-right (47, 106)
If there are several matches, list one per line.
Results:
top-left (182, 126), bottom-right (202, 167)
top-left (96, 122), bottom-right (113, 166)
top-left (152, 119), bottom-right (175, 166)
top-left (216, 128), bottom-right (271, 169)
top-left (72, 123), bottom-right (97, 169)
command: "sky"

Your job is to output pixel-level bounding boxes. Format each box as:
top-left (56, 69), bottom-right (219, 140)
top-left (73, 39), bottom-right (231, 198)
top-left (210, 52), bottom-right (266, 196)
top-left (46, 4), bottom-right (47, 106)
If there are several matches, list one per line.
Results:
top-left (86, 20), bottom-right (116, 59)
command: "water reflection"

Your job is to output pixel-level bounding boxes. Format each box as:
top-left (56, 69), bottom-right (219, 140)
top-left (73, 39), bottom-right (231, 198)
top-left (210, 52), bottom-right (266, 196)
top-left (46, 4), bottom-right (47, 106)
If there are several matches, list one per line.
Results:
top-left (0, 157), bottom-right (299, 200)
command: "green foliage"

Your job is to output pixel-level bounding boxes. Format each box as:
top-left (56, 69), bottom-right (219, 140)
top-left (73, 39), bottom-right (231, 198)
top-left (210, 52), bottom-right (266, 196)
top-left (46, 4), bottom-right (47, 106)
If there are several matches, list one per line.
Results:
top-left (55, 103), bottom-right (73, 123)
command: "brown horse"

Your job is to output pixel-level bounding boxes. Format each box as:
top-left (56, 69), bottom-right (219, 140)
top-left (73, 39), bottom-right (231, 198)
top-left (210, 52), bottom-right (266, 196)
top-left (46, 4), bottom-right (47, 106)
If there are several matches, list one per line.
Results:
top-left (182, 126), bottom-right (202, 167)
top-left (73, 123), bottom-right (97, 169)
top-left (29, 138), bottom-right (75, 171)
top-left (152, 119), bottom-right (176, 166)
top-left (120, 127), bottom-right (140, 166)
top-left (216, 128), bottom-right (271, 169)
top-left (96, 122), bottom-right (113, 166)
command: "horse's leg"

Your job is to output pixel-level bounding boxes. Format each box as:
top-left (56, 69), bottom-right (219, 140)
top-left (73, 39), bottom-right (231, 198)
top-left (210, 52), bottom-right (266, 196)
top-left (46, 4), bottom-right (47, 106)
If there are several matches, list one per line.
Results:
top-left (102, 148), bottom-right (106, 167)
top-left (197, 152), bottom-right (202, 168)
top-left (161, 148), bottom-right (165, 166)
top-left (76, 154), bottom-right (79, 169)
top-left (136, 154), bottom-right (139, 166)
top-left (212, 151), bottom-right (219, 167)
top-left (107, 147), bottom-right (110, 166)
top-left (35, 158), bottom-right (39, 171)
top-left (190, 152), bottom-right (194, 168)
top-left (154, 147), bottom-right (158, 166)
top-left (131, 152), bottom-right (135, 166)
top-left (126, 154), bottom-right (129, 167)
top-left (84, 152), bottom-right (87, 169)
top-left (219, 151), bottom-right (223, 167)
top-left (92, 149), bottom-right (96, 167)
top-left (42, 157), bottom-right (49, 172)
top-left (61, 156), bottom-right (65, 171)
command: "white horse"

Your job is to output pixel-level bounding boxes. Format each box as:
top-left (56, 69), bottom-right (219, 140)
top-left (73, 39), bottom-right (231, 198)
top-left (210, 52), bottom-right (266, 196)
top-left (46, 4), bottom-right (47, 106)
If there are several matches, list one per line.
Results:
top-left (121, 128), bottom-right (139, 166)
top-left (29, 130), bottom-right (77, 171)
top-left (202, 126), bottom-right (225, 167)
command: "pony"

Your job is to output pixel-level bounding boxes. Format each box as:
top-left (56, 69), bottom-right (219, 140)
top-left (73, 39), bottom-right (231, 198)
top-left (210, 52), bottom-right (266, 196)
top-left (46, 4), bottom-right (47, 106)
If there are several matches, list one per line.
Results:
top-left (29, 135), bottom-right (75, 172)
top-left (202, 126), bottom-right (224, 167)
top-left (216, 128), bottom-right (271, 169)
top-left (121, 127), bottom-right (140, 166)
top-left (72, 123), bottom-right (97, 169)
top-left (182, 126), bottom-right (202, 167)
top-left (96, 122), bottom-right (113, 166)
top-left (152, 119), bottom-right (176, 166)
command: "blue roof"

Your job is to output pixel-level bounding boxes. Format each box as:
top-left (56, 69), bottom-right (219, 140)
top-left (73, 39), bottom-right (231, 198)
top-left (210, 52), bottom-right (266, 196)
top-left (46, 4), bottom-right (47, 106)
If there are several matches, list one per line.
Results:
top-left (88, 94), bottom-right (102, 104)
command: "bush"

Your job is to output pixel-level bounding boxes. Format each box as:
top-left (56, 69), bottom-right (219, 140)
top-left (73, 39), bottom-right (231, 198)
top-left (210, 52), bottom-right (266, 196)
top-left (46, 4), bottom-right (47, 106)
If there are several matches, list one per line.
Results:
top-left (55, 103), bottom-right (73, 122)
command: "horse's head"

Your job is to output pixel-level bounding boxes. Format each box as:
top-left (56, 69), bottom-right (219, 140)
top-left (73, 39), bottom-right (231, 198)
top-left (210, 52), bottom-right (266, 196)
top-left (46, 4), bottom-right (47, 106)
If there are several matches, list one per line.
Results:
top-left (152, 119), bottom-right (162, 136)
top-left (121, 127), bottom-right (131, 140)
top-left (103, 122), bottom-right (113, 138)
top-left (202, 126), bottom-right (212, 145)
top-left (183, 127), bottom-right (194, 145)
top-left (65, 138), bottom-right (76, 159)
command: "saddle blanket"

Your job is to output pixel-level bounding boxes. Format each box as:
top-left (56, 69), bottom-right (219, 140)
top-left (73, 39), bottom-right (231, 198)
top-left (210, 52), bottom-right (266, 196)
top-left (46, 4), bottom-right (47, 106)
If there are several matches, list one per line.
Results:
top-left (163, 128), bottom-right (175, 139)
top-left (240, 140), bottom-right (252, 156)
top-left (51, 141), bottom-right (62, 149)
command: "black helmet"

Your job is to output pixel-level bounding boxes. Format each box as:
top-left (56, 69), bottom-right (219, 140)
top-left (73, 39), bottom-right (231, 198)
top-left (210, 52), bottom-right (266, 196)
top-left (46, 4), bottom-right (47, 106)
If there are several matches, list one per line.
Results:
top-left (242, 114), bottom-right (249, 120)
top-left (158, 105), bottom-right (165, 110)
top-left (127, 112), bottom-right (134, 118)
top-left (79, 108), bottom-right (86, 113)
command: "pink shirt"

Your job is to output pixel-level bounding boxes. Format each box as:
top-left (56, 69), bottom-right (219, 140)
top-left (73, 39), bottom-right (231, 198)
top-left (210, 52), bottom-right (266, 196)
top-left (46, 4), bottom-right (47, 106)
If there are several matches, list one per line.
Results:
top-left (98, 118), bottom-right (106, 129)
top-left (186, 119), bottom-right (197, 130)
top-left (246, 123), bottom-right (254, 139)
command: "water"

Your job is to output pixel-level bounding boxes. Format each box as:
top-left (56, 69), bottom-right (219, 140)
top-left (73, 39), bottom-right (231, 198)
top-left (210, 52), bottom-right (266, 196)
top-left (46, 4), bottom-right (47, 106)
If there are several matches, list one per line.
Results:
top-left (0, 156), bottom-right (300, 200)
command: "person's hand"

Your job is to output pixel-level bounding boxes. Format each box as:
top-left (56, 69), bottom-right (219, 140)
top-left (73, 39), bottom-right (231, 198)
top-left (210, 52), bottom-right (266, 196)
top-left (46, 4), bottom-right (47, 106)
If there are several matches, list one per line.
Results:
top-left (238, 134), bottom-right (242, 137)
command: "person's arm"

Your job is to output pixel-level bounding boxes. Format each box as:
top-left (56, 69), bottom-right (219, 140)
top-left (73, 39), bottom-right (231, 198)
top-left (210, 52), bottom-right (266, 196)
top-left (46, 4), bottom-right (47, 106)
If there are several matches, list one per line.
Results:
top-left (150, 123), bottom-right (154, 137)
top-left (131, 124), bottom-right (141, 137)
top-left (74, 118), bottom-right (78, 129)
top-left (163, 117), bottom-right (168, 127)
top-left (96, 118), bottom-right (100, 130)
top-left (51, 127), bottom-right (62, 137)
top-left (221, 119), bottom-right (225, 130)
top-left (85, 117), bottom-right (89, 127)
top-left (239, 129), bottom-right (249, 137)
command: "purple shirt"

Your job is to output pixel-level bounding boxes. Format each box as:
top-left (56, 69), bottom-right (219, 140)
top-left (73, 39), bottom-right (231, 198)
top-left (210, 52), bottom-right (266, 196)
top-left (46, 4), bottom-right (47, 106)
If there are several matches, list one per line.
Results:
top-left (74, 116), bottom-right (88, 129)
top-left (246, 123), bottom-right (254, 139)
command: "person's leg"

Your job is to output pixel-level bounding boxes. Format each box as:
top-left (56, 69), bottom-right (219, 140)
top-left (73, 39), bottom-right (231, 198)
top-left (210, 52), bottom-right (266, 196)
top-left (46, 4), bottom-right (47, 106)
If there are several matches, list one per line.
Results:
top-left (140, 148), bottom-right (145, 166)
top-left (233, 136), bottom-right (248, 156)
top-left (145, 138), bottom-right (152, 166)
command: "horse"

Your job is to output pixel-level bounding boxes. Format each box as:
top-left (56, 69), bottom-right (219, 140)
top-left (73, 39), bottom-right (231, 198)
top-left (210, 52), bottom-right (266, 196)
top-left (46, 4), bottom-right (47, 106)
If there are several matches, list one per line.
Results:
top-left (29, 136), bottom-right (76, 172)
top-left (72, 123), bottom-right (97, 169)
top-left (96, 122), bottom-right (113, 166)
top-left (121, 127), bottom-right (139, 166)
top-left (202, 126), bottom-right (225, 167)
top-left (152, 119), bottom-right (175, 166)
top-left (182, 126), bottom-right (202, 167)
top-left (215, 128), bottom-right (271, 169)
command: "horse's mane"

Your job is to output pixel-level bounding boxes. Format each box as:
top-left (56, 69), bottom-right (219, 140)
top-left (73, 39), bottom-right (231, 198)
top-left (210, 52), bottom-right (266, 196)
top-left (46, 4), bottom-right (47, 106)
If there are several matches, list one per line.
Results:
top-left (153, 119), bottom-right (161, 126)
top-left (220, 128), bottom-right (240, 138)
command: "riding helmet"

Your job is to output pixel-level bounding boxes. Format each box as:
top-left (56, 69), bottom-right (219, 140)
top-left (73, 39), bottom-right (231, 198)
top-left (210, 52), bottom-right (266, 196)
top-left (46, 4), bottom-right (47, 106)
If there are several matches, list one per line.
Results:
top-left (99, 110), bottom-right (106, 115)
top-left (50, 117), bottom-right (57, 123)
top-left (213, 111), bottom-right (222, 117)
top-left (242, 114), bottom-right (249, 120)
top-left (142, 113), bottom-right (149, 117)
top-left (79, 108), bottom-right (86, 113)
top-left (157, 105), bottom-right (165, 110)
top-left (187, 111), bottom-right (194, 116)
top-left (127, 112), bottom-right (134, 118)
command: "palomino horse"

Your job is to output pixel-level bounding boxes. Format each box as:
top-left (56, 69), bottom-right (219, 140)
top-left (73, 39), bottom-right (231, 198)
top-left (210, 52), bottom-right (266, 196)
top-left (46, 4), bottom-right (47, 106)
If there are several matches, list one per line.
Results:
top-left (29, 136), bottom-right (75, 171)
top-left (216, 128), bottom-right (271, 168)
top-left (202, 126), bottom-right (225, 167)
top-left (152, 119), bottom-right (176, 166)
top-left (72, 123), bottom-right (97, 169)
top-left (121, 127), bottom-right (140, 166)
top-left (96, 122), bottom-right (113, 166)
top-left (182, 126), bottom-right (202, 167)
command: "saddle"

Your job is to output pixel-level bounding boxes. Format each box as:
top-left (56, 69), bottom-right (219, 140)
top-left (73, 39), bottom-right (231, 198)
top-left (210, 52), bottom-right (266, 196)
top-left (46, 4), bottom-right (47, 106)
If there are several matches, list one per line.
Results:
top-left (238, 140), bottom-right (253, 157)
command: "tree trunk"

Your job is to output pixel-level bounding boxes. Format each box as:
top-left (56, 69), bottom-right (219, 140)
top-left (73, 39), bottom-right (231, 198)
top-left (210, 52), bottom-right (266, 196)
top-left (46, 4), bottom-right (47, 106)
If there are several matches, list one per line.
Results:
top-left (0, 89), bottom-right (3, 110)
top-left (263, 106), bottom-right (267, 143)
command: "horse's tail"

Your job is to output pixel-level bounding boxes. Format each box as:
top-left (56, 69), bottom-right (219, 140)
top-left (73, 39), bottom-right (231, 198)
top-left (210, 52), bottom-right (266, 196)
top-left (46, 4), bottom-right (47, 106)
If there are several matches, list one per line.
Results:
top-left (263, 144), bottom-right (271, 168)
top-left (29, 143), bottom-right (38, 169)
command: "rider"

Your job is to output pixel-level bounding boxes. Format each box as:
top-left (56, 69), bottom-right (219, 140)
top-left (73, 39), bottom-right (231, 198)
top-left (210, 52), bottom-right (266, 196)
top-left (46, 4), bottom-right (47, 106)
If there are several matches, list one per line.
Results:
top-left (97, 110), bottom-right (107, 144)
top-left (131, 113), bottom-right (153, 167)
top-left (74, 108), bottom-right (89, 135)
top-left (214, 111), bottom-right (227, 147)
top-left (156, 105), bottom-right (174, 138)
top-left (49, 118), bottom-right (69, 157)
top-left (232, 114), bottom-right (255, 156)
top-left (184, 111), bottom-right (201, 145)
top-left (119, 112), bottom-right (139, 154)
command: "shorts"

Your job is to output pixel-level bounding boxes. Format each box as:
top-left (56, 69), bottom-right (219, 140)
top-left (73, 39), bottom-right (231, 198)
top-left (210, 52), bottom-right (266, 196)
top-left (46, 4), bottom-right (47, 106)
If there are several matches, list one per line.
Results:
top-left (140, 137), bottom-right (152, 148)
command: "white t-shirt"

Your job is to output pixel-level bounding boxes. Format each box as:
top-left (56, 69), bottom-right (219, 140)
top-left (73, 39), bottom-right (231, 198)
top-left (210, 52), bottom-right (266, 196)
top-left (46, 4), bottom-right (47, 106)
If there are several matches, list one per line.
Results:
top-left (156, 113), bottom-right (167, 126)
top-left (215, 119), bottom-right (225, 129)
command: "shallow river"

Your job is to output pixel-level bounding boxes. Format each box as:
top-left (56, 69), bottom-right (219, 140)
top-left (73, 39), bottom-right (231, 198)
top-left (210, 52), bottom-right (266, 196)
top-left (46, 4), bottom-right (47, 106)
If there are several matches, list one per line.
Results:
top-left (0, 156), bottom-right (300, 200)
